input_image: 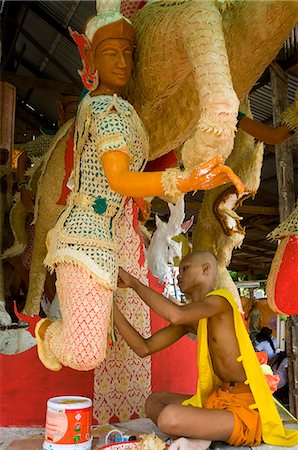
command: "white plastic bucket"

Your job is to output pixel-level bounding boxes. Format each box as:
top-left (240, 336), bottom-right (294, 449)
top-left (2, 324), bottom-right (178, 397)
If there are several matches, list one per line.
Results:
top-left (43, 396), bottom-right (92, 450)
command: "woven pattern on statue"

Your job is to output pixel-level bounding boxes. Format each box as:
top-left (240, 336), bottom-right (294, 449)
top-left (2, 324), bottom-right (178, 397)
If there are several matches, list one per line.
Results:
top-left (125, 1), bottom-right (298, 162)
top-left (120, 0), bottom-right (146, 19)
top-left (45, 263), bottom-right (113, 370)
top-left (24, 134), bottom-right (53, 159)
top-left (21, 223), bottom-right (35, 269)
top-left (45, 94), bottom-right (149, 290)
top-left (128, 0), bottom-right (238, 163)
top-left (94, 199), bottom-right (151, 423)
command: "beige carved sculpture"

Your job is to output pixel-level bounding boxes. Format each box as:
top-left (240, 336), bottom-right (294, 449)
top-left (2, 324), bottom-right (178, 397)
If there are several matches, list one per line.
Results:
top-left (125, 0), bottom-right (298, 301)
top-left (193, 101), bottom-right (265, 310)
top-left (24, 120), bottom-right (75, 315)
top-left (32, 0), bottom-right (241, 372)
top-left (24, 0), bottom-right (298, 317)
top-left (127, 0), bottom-right (298, 162)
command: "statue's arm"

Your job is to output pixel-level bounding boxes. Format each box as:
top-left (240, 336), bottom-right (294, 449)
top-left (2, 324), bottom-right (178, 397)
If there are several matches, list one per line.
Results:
top-left (102, 151), bottom-right (245, 198)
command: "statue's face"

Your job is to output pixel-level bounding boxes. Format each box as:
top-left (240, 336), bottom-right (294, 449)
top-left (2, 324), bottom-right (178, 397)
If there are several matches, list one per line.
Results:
top-left (92, 38), bottom-right (133, 94)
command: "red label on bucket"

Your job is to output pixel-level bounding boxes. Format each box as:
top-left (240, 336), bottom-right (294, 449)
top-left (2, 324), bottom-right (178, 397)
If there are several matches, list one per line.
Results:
top-left (45, 406), bottom-right (92, 444)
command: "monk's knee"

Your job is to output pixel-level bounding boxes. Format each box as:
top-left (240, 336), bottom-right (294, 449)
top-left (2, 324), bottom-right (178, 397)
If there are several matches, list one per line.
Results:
top-left (145, 392), bottom-right (164, 417)
top-left (157, 404), bottom-right (180, 435)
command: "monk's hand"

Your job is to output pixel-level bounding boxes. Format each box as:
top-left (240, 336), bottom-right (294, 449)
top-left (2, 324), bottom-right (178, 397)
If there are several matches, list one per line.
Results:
top-left (177, 156), bottom-right (245, 194)
top-left (117, 267), bottom-right (135, 289)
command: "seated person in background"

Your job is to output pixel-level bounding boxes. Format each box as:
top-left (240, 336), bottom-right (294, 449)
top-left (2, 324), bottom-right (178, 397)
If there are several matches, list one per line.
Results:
top-left (115, 252), bottom-right (296, 449)
top-left (254, 326), bottom-right (277, 361)
top-left (270, 351), bottom-right (288, 389)
top-left (270, 351), bottom-right (289, 405)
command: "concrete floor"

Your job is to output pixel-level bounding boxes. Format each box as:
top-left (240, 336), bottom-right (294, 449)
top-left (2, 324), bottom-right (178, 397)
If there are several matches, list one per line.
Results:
top-left (1, 418), bottom-right (297, 450)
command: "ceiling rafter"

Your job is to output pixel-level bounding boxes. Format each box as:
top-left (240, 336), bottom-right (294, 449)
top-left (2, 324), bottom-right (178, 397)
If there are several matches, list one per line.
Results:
top-left (19, 27), bottom-right (81, 89)
top-left (3, 72), bottom-right (80, 95)
top-left (27, 2), bottom-right (75, 44)
top-left (2, 3), bottom-right (29, 70)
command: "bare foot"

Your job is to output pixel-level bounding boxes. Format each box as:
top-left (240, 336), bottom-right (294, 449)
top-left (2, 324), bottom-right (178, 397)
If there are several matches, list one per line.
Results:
top-left (169, 437), bottom-right (211, 450)
top-left (35, 318), bottom-right (62, 371)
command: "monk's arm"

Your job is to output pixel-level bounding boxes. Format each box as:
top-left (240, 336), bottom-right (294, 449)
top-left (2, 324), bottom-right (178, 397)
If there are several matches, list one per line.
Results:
top-left (118, 268), bottom-right (227, 326)
top-left (114, 304), bottom-right (186, 357)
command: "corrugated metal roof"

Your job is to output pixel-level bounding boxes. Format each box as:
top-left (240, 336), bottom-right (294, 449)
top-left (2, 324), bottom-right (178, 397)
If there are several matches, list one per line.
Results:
top-left (250, 73), bottom-right (298, 122)
top-left (9, 2), bottom-right (297, 132)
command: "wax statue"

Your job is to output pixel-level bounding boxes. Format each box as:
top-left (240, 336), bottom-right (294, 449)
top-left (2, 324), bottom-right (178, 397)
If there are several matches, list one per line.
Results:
top-left (266, 205), bottom-right (298, 316)
top-left (35, 0), bottom-right (244, 372)
top-left (22, 0), bottom-right (298, 318)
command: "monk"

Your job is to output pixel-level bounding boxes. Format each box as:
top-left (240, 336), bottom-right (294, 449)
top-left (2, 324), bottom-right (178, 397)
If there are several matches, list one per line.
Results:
top-left (115, 252), bottom-right (297, 448)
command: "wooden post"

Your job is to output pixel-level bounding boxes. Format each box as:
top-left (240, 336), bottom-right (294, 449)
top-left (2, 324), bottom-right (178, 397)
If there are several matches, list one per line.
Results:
top-left (0, 82), bottom-right (16, 324)
top-left (0, 82), bottom-right (16, 167)
top-left (270, 67), bottom-right (295, 219)
top-left (270, 65), bottom-right (297, 416)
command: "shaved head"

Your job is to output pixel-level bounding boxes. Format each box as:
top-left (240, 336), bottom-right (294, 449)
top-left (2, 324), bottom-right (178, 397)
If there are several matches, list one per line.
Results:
top-left (182, 251), bottom-right (218, 282)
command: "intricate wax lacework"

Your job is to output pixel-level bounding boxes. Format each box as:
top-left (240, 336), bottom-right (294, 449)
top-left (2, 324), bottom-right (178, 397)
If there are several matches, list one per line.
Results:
top-left (46, 263), bottom-right (113, 370)
top-left (93, 199), bottom-right (151, 423)
top-left (267, 206), bottom-right (298, 241)
top-left (45, 94), bottom-right (149, 290)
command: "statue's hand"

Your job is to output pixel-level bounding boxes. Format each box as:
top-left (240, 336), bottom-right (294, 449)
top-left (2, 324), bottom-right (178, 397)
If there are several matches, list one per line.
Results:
top-left (178, 156), bottom-right (245, 194)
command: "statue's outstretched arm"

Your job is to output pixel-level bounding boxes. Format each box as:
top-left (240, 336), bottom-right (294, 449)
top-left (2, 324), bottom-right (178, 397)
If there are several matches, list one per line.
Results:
top-left (102, 151), bottom-right (245, 200)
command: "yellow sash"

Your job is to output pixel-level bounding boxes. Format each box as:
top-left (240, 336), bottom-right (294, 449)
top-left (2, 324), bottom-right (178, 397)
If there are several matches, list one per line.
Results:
top-left (182, 289), bottom-right (297, 446)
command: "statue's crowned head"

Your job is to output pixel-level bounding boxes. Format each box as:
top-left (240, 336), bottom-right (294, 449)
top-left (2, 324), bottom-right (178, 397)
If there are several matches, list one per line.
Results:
top-left (70, 0), bottom-right (136, 91)
top-left (85, 0), bottom-right (136, 50)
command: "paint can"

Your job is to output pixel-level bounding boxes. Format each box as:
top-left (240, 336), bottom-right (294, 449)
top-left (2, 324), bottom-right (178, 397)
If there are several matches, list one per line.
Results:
top-left (43, 396), bottom-right (92, 449)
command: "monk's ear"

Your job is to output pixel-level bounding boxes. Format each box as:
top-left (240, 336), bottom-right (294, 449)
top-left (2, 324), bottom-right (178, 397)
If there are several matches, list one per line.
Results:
top-left (202, 262), bottom-right (211, 275)
top-left (84, 46), bottom-right (95, 73)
